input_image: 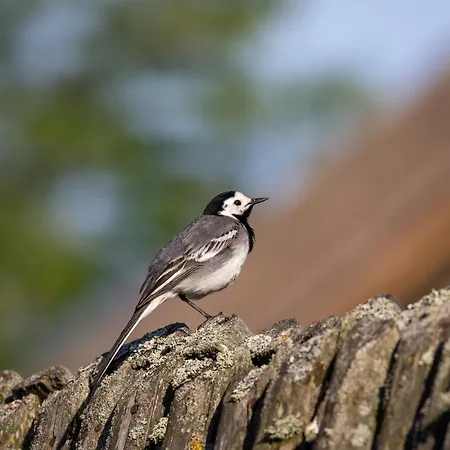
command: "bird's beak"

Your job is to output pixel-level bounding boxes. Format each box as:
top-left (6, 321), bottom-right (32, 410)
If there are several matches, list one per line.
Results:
top-left (249, 197), bottom-right (269, 206)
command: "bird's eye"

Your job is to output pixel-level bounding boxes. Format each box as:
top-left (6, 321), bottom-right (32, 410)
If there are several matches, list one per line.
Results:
top-left (234, 199), bottom-right (242, 206)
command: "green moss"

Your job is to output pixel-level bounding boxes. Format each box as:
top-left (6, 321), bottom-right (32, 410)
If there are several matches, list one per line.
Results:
top-left (171, 359), bottom-right (214, 388)
top-left (286, 333), bottom-right (331, 383)
top-left (341, 295), bottom-right (401, 335)
top-left (148, 416), bottom-right (169, 444)
top-left (216, 344), bottom-right (234, 369)
top-left (265, 414), bottom-right (302, 441)
top-left (229, 366), bottom-right (267, 402)
top-left (128, 423), bottom-right (146, 441)
top-left (397, 288), bottom-right (450, 330)
top-left (0, 395), bottom-right (40, 449)
top-left (246, 334), bottom-right (274, 358)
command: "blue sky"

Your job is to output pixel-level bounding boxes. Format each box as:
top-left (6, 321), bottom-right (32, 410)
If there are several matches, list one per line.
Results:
top-left (249, 0), bottom-right (450, 97)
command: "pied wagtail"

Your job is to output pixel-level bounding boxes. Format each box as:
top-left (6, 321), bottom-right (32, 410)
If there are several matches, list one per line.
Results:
top-left (91, 190), bottom-right (268, 390)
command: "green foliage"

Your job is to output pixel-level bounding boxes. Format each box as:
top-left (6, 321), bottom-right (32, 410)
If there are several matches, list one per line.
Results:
top-left (0, 0), bottom-right (275, 369)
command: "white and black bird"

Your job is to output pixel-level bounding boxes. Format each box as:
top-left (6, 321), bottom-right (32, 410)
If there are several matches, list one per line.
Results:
top-left (91, 190), bottom-right (268, 390)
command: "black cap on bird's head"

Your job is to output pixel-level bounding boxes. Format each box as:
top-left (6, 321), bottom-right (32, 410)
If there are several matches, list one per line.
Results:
top-left (203, 191), bottom-right (268, 218)
top-left (203, 191), bottom-right (235, 215)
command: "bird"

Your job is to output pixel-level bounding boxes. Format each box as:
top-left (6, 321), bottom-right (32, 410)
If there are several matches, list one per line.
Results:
top-left (90, 190), bottom-right (268, 391)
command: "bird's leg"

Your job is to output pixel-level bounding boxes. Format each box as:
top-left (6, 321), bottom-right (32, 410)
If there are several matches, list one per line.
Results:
top-left (179, 294), bottom-right (213, 319)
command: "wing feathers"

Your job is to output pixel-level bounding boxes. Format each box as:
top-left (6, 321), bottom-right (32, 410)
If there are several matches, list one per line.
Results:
top-left (152, 257), bottom-right (185, 292)
top-left (134, 263), bottom-right (197, 313)
top-left (192, 228), bottom-right (237, 262)
top-left (136, 226), bottom-right (238, 312)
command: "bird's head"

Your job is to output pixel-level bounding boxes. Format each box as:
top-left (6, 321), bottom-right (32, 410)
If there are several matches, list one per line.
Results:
top-left (203, 191), bottom-right (268, 220)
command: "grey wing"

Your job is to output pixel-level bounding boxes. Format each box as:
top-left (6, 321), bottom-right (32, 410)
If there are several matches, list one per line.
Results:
top-left (135, 217), bottom-right (239, 313)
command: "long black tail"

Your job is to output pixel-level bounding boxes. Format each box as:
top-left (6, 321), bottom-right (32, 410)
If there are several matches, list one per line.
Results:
top-left (90, 310), bottom-right (143, 392)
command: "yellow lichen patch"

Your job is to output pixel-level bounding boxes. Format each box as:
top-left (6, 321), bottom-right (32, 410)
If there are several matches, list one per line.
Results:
top-left (188, 436), bottom-right (203, 450)
top-left (280, 333), bottom-right (289, 340)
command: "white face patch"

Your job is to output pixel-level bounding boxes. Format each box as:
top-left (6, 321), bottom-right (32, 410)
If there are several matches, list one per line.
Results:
top-left (219, 191), bottom-right (253, 219)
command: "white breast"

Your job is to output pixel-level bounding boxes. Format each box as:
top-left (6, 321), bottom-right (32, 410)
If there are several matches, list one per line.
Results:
top-left (179, 243), bottom-right (249, 299)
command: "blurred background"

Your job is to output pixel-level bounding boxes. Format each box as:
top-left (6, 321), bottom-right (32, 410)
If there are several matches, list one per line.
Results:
top-left (1, 0), bottom-right (450, 375)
